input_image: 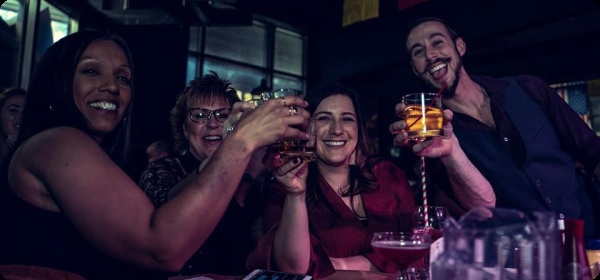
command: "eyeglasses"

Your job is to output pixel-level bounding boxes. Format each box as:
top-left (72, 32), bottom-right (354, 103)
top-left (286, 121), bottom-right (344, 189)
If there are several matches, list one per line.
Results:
top-left (188, 107), bottom-right (232, 123)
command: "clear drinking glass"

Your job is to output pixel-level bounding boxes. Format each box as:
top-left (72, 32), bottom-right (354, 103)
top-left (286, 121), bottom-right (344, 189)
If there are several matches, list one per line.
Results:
top-left (413, 206), bottom-right (449, 276)
top-left (413, 206), bottom-right (449, 241)
top-left (372, 232), bottom-right (431, 280)
top-left (402, 92), bottom-right (443, 143)
top-left (261, 89), bottom-right (315, 162)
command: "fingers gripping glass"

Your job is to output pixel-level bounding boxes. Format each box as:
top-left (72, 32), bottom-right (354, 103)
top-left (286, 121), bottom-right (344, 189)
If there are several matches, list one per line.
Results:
top-left (188, 108), bottom-right (232, 123)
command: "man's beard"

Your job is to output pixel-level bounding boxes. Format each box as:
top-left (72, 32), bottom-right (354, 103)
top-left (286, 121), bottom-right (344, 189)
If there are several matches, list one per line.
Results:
top-left (422, 53), bottom-right (463, 98)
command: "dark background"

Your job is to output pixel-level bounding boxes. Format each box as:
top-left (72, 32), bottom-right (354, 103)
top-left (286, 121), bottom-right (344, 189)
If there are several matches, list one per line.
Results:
top-left (48, 0), bottom-right (600, 173)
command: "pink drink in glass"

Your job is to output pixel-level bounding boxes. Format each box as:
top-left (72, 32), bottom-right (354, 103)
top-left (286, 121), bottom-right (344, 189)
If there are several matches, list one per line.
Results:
top-left (414, 227), bottom-right (443, 242)
top-left (372, 240), bottom-right (431, 269)
top-left (371, 232), bottom-right (431, 279)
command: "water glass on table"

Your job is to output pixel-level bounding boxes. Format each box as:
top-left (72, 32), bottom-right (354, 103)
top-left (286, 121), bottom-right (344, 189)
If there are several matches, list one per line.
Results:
top-left (412, 206), bottom-right (448, 240)
top-left (261, 89), bottom-right (315, 162)
top-left (402, 92), bottom-right (443, 144)
top-left (413, 206), bottom-right (448, 277)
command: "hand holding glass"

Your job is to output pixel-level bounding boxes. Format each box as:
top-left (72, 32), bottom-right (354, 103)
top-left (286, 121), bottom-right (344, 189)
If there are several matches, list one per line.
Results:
top-left (261, 89), bottom-right (315, 162)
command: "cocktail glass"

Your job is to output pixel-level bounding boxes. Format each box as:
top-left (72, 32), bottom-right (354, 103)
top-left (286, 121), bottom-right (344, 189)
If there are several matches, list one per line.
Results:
top-left (371, 232), bottom-right (431, 280)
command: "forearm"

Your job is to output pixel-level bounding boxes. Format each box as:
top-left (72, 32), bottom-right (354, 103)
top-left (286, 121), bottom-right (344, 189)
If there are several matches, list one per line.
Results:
top-left (330, 255), bottom-right (377, 271)
top-left (143, 131), bottom-right (255, 269)
top-left (273, 193), bottom-right (311, 273)
top-left (440, 136), bottom-right (495, 209)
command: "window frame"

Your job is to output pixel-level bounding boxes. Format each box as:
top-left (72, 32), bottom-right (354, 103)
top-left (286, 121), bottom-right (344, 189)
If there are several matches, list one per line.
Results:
top-left (187, 16), bottom-right (307, 99)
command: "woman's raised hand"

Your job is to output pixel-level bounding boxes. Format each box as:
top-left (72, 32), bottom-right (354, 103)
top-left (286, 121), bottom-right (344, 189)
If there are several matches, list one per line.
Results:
top-left (273, 158), bottom-right (308, 196)
top-left (230, 96), bottom-right (310, 151)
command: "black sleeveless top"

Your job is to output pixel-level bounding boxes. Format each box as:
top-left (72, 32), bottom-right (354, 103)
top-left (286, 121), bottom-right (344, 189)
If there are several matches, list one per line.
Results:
top-left (0, 190), bottom-right (165, 280)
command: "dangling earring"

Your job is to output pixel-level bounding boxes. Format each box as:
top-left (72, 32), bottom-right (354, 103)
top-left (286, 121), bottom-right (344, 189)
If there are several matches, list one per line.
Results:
top-left (49, 105), bottom-right (54, 112)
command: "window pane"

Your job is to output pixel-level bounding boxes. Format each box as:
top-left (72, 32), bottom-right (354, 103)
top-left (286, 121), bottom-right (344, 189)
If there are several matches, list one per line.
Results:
top-left (274, 28), bottom-right (303, 76)
top-left (203, 58), bottom-right (266, 95)
top-left (186, 56), bottom-right (198, 85)
top-left (273, 73), bottom-right (303, 92)
top-left (36, 1), bottom-right (75, 63)
top-left (205, 22), bottom-right (266, 67)
top-left (0, 0), bottom-right (24, 90)
top-left (188, 25), bottom-right (201, 52)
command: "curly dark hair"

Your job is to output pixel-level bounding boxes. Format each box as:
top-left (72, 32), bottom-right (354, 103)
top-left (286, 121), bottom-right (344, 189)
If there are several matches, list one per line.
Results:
top-left (170, 71), bottom-right (240, 155)
top-left (304, 83), bottom-right (379, 218)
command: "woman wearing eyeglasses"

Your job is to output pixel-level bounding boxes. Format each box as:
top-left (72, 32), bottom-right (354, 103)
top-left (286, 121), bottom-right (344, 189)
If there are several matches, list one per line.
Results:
top-left (138, 72), bottom-right (268, 276)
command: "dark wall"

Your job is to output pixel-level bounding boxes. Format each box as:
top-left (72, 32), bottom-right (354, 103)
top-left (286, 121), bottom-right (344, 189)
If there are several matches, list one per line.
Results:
top-left (306, 0), bottom-right (600, 159)
top-left (112, 24), bottom-right (188, 175)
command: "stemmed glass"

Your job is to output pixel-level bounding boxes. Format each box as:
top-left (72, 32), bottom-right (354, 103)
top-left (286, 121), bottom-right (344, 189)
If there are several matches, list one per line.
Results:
top-left (412, 206), bottom-right (448, 275)
top-left (412, 206), bottom-right (448, 241)
top-left (371, 232), bottom-right (431, 280)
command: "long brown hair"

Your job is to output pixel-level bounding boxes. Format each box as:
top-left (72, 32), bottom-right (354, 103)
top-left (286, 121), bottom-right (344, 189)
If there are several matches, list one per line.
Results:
top-left (304, 83), bottom-right (379, 217)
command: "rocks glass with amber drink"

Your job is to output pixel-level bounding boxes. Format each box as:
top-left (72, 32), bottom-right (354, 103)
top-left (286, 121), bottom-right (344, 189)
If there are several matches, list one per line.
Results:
top-left (402, 92), bottom-right (443, 142)
top-left (261, 89), bottom-right (315, 162)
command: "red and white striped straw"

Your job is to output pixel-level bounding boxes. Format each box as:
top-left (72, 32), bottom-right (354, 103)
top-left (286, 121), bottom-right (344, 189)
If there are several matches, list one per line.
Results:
top-left (421, 156), bottom-right (429, 227)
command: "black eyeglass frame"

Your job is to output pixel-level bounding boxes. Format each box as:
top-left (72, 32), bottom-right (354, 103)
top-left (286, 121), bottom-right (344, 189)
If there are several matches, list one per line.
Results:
top-left (188, 107), bottom-right (232, 123)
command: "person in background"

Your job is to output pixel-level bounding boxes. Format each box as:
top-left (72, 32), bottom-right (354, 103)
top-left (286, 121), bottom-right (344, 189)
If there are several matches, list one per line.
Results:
top-left (0, 31), bottom-right (310, 280)
top-left (138, 72), bottom-right (270, 276)
top-left (391, 16), bottom-right (600, 235)
top-left (0, 86), bottom-right (26, 163)
top-left (247, 83), bottom-right (419, 278)
top-left (145, 139), bottom-right (172, 163)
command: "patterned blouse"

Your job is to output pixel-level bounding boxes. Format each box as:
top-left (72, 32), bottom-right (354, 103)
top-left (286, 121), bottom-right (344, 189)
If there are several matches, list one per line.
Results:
top-left (138, 153), bottom-right (198, 207)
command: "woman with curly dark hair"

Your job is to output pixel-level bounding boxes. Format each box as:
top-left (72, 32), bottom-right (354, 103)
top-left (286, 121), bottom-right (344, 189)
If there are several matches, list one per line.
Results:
top-left (138, 72), bottom-right (271, 276)
top-left (139, 72), bottom-right (240, 207)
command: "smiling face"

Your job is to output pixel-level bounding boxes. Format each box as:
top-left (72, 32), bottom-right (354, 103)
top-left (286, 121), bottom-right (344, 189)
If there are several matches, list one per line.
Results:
top-left (72, 39), bottom-right (132, 141)
top-left (183, 97), bottom-right (230, 161)
top-left (0, 94), bottom-right (25, 138)
top-left (407, 21), bottom-right (466, 96)
top-left (313, 94), bottom-right (358, 167)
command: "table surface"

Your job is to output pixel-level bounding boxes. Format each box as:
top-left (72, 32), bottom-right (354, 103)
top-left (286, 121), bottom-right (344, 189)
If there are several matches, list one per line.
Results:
top-left (168, 270), bottom-right (396, 280)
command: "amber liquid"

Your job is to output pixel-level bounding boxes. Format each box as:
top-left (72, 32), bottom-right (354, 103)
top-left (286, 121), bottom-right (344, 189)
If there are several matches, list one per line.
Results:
top-left (278, 140), bottom-right (316, 162)
top-left (404, 105), bottom-right (443, 140)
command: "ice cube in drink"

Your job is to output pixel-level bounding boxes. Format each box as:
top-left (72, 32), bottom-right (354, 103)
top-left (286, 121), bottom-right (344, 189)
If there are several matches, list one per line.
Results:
top-left (404, 105), bottom-right (443, 140)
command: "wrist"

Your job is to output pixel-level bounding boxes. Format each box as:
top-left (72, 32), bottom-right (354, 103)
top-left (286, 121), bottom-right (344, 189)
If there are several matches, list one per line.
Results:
top-left (441, 135), bottom-right (462, 165)
top-left (286, 191), bottom-right (306, 201)
top-left (223, 125), bottom-right (257, 157)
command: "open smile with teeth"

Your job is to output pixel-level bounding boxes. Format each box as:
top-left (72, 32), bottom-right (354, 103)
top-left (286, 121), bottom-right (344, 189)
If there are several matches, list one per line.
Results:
top-left (429, 63), bottom-right (447, 74)
top-left (89, 101), bottom-right (118, 111)
top-left (324, 141), bottom-right (346, 147)
top-left (203, 135), bottom-right (222, 141)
